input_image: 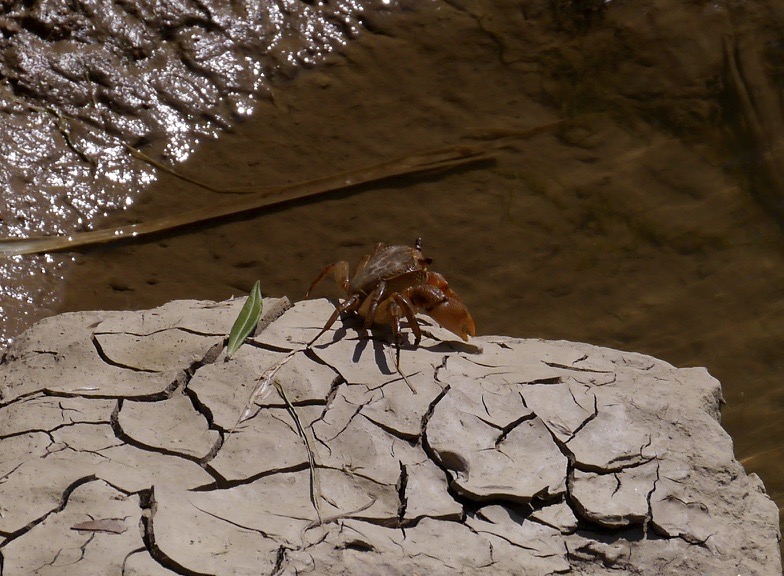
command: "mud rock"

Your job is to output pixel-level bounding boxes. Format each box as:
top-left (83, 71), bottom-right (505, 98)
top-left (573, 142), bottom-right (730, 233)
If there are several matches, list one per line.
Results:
top-left (0, 297), bottom-right (780, 575)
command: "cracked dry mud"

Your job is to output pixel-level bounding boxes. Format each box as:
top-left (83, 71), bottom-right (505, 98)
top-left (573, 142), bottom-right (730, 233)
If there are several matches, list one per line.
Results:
top-left (0, 297), bottom-right (780, 575)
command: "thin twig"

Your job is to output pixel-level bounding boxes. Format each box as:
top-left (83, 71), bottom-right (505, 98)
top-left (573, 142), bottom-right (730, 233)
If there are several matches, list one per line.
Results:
top-left (121, 143), bottom-right (223, 194)
top-left (388, 346), bottom-right (417, 394)
top-left (303, 498), bottom-right (377, 531)
top-left (0, 143), bottom-right (496, 257)
top-left (273, 379), bottom-right (323, 525)
top-left (225, 347), bottom-right (300, 439)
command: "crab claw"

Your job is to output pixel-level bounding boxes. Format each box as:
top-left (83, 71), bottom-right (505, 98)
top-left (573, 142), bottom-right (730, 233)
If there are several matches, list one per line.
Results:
top-left (425, 297), bottom-right (476, 341)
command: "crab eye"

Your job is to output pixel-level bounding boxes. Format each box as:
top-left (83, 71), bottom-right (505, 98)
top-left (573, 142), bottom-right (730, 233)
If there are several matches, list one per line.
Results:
top-left (420, 257), bottom-right (433, 266)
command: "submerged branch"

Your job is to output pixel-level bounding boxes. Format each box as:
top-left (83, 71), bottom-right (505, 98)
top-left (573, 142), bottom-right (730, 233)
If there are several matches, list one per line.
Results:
top-left (0, 118), bottom-right (563, 257)
top-left (0, 143), bottom-right (495, 258)
top-left (722, 34), bottom-right (784, 224)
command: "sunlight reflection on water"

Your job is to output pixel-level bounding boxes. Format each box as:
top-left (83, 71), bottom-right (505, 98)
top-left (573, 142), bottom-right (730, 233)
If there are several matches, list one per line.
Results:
top-left (0, 0), bottom-right (393, 346)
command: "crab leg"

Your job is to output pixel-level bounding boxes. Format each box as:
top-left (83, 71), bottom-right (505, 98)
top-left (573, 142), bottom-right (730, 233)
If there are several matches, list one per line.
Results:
top-left (383, 292), bottom-right (423, 346)
top-left (387, 300), bottom-right (402, 344)
top-left (362, 280), bottom-right (388, 329)
top-left (386, 292), bottom-right (422, 345)
top-left (305, 260), bottom-right (351, 297)
top-left (354, 253), bottom-right (371, 278)
top-left (308, 292), bottom-right (362, 345)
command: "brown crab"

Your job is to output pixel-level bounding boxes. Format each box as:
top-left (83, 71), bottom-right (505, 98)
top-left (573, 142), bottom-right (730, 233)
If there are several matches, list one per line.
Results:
top-left (305, 238), bottom-right (475, 345)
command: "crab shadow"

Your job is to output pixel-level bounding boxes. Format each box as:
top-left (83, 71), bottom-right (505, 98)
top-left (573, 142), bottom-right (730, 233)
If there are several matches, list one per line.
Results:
top-left (317, 315), bottom-right (478, 375)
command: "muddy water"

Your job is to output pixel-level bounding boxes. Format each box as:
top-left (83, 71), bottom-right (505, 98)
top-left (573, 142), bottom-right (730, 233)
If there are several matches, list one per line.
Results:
top-left (3, 0), bottom-right (784, 543)
top-left (0, 0), bottom-right (383, 343)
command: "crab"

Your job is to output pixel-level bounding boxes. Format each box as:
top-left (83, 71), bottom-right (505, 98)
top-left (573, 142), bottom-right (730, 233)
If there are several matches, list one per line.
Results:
top-left (305, 238), bottom-right (475, 346)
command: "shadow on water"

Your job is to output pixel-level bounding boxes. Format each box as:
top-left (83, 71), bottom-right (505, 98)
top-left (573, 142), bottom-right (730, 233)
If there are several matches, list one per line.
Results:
top-left (36, 0), bottom-right (784, 546)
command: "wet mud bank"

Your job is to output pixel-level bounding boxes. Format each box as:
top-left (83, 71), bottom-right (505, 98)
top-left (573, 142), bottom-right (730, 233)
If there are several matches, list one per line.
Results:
top-left (0, 298), bottom-right (780, 574)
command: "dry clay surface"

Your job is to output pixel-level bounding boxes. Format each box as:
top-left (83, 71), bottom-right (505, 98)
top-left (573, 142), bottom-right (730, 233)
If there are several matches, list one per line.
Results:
top-left (0, 297), bottom-right (780, 575)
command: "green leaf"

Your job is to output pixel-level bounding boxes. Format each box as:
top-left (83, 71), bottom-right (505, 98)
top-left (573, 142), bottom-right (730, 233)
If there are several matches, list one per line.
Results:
top-left (226, 281), bottom-right (263, 359)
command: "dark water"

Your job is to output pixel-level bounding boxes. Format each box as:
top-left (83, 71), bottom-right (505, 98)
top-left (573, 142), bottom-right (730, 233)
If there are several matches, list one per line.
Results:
top-left (2, 0), bottom-right (784, 546)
